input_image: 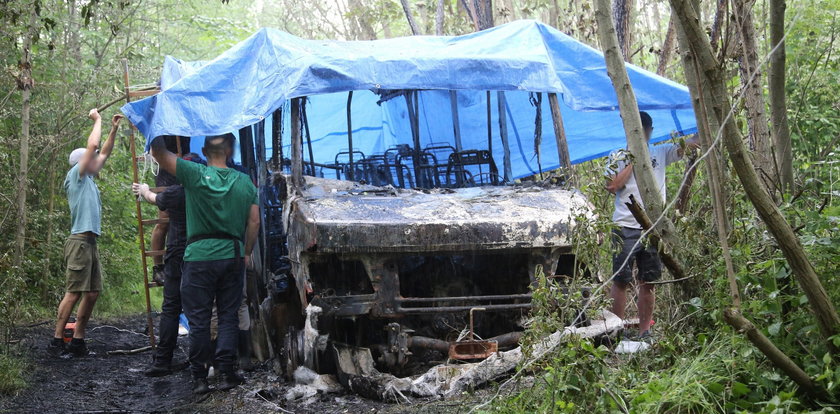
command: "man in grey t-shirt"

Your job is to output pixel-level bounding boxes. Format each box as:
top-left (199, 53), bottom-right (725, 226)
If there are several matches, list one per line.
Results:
top-left (48, 109), bottom-right (123, 358)
top-left (605, 111), bottom-right (697, 339)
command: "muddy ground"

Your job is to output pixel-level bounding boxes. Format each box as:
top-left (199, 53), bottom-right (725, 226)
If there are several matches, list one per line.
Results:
top-left (0, 316), bottom-right (480, 414)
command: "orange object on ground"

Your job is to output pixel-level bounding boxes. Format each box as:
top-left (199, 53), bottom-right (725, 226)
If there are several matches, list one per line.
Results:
top-left (63, 322), bottom-right (76, 343)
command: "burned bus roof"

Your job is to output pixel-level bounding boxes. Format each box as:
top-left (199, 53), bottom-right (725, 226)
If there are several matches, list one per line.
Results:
top-left (288, 176), bottom-right (594, 254)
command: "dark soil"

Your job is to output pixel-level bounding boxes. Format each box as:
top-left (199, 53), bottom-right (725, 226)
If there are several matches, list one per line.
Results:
top-left (0, 315), bottom-right (470, 413)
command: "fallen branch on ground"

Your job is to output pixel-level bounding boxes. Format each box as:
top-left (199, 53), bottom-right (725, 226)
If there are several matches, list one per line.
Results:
top-left (723, 308), bottom-right (828, 400)
top-left (106, 345), bottom-right (152, 355)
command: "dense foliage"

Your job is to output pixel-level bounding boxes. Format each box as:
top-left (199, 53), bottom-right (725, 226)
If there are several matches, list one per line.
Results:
top-left (0, 0), bottom-right (837, 410)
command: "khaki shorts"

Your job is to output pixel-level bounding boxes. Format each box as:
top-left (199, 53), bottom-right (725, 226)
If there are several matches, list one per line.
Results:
top-left (64, 234), bottom-right (102, 292)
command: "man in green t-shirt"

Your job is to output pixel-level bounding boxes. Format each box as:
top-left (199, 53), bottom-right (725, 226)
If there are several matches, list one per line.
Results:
top-left (151, 133), bottom-right (259, 394)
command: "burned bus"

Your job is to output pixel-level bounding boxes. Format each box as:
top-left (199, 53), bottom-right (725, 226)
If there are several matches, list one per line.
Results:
top-left (122, 20), bottom-right (698, 380)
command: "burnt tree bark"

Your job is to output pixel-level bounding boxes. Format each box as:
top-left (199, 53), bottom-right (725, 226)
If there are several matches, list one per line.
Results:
top-left (669, 0), bottom-right (840, 350)
top-left (595, 0), bottom-right (697, 298)
top-left (733, 0), bottom-right (777, 197)
top-left (14, 8), bottom-right (37, 269)
top-left (769, 0), bottom-right (794, 193)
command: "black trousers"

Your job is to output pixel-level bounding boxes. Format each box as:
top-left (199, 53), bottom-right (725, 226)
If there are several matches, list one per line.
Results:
top-left (181, 258), bottom-right (243, 379)
top-left (154, 254), bottom-right (183, 363)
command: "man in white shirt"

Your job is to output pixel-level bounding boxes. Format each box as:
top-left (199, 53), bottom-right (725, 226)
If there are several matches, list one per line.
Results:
top-left (605, 111), bottom-right (697, 339)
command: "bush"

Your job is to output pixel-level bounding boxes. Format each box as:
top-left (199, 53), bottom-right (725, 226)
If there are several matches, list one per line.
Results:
top-left (0, 352), bottom-right (27, 396)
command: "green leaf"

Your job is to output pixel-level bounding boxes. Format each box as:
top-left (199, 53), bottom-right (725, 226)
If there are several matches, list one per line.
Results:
top-left (768, 322), bottom-right (781, 336)
top-left (731, 381), bottom-right (750, 396)
top-left (708, 382), bottom-right (725, 394)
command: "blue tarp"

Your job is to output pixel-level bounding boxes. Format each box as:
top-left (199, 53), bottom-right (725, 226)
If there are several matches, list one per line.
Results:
top-left (123, 20), bottom-right (697, 179)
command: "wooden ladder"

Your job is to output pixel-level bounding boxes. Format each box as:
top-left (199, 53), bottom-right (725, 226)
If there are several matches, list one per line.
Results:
top-left (122, 59), bottom-right (163, 348)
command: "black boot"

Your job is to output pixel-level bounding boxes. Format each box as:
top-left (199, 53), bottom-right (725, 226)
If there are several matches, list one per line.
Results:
top-left (217, 370), bottom-right (245, 391)
top-left (63, 338), bottom-right (91, 358)
top-left (192, 378), bottom-right (211, 395)
top-left (144, 356), bottom-right (172, 377)
top-left (152, 264), bottom-right (166, 286)
top-left (237, 330), bottom-right (252, 371)
top-left (47, 337), bottom-right (65, 357)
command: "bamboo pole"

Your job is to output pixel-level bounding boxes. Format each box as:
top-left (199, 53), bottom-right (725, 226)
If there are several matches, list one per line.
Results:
top-left (122, 59), bottom-right (156, 348)
top-left (547, 93), bottom-right (575, 185)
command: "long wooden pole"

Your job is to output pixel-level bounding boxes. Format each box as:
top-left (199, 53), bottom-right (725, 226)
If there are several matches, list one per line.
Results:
top-left (486, 91), bottom-right (492, 156)
top-left (346, 91), bottom-right (354, 181)
top-left (123, 59), bottom-right (156, 348)
top-left (497, 91), bottom-right (512, 183)
top-left (449, 91), bottom-right (462, 152)
top-left (271, 107), bottom-right (282, 171)
top-left (291, 98), bottom-right (304, 191)
top-left (302, 99), bottom-right (316, 177)
top-left (404, 92), bottom-right (422, 187)
top-left (547, 93), bottom-right (575, 185)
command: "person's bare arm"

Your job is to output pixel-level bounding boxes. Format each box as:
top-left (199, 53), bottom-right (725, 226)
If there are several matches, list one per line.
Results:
top-left (243, 204), bottom-right (260, 269)
top-left (606, 164), bottom-right (634, 194)
top-left (88, 114), bottom-right (123, 174)
top-left (244, 204), bottom-right (260, 256)
top-left (77, 109), bottom-right (102, 176)
top-left (131, 183), bottom-right (157, 204)
top-left (150, 136), bottom-right (178, 176)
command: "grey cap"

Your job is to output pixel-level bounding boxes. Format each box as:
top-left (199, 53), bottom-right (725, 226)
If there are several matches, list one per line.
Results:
top-left (69, 148), bottom-right (86, 166)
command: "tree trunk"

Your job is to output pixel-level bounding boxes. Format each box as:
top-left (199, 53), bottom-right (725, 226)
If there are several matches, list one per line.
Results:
top-left (733, 0), bottom-right (777, 197)
top-left (436, 0), bottom-right (445, 35)
top-left (476, 0), bottom-right (494, 30)
top-left (612, 0), bottom-right (634, 62)
top-left (595, 0), bottom-right (696, 299)
top-left (672, 4), bottom-right (730, 234)
top-left (549, 0), bottom-right (560, 28)
top-left (673, 1), bottom-right (739, 304)
top-left (768, 0), bottom-right (793, 193)
top-left (350, 0), bottom-right (378, 40)
top-left (657, 18), bottom-right (676, 76)
top-left (710, 0), bottom-right (728, 52)
top-left (399, 0), bottom-right (422, 35)
top-left (14, 8), bottom-right (37, 269)
top-left (669, 0), bottom-right (840, 350)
